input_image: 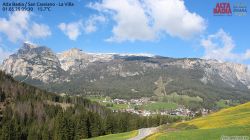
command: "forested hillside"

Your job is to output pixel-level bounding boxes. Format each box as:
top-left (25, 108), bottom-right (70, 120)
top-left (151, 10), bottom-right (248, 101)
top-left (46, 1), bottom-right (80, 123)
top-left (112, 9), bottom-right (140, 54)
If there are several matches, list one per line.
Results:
top-left (0, 71), bottom-right (181, 140)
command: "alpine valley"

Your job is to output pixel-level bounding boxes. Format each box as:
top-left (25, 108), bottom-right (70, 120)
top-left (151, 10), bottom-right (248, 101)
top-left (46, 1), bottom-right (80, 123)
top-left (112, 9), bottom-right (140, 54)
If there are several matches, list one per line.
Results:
top-left (1, 42), bottom-right (250, 110)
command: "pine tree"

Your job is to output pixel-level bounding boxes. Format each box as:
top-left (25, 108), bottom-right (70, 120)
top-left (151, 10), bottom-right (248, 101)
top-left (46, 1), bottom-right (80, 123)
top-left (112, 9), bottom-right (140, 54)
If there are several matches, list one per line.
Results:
top-left (75, 114), bottom-right (88, 139)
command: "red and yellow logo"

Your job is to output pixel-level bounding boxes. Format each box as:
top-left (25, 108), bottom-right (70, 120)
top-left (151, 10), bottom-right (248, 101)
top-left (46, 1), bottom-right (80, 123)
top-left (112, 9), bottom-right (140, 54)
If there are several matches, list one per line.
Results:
top-left (213, 3), bottom-right (232, 15)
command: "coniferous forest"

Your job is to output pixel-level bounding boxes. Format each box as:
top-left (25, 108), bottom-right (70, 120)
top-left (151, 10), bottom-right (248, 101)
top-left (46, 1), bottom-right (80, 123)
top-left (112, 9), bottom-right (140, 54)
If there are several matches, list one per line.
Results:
top-left (0, 71), bottom-right (181, 140)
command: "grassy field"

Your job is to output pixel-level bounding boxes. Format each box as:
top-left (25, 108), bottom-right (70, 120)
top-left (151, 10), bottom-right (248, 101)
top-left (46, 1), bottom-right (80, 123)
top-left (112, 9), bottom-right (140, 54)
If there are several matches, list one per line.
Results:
top-left (87, 96), bottom-right (178, 111)
top-left (110, 103), bottom-right (129, 110)
top-left (87, 96), bottom-right (128, 110)
top-left (177, 101), bottom-right (250, 129)
top-left (142, 102), bottom-right (178, 111)
top-left (86, 130), bottom-right (138, 140)
top-left (145, 102), bottom-right (250, 140)
top-left (146, 125), bottom-right (250, 140)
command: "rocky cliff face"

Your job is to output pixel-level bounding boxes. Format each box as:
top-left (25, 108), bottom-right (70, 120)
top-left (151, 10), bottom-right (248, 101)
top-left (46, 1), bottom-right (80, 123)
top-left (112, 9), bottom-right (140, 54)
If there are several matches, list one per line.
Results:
top-left (1, 42), bottom-right (63, 83)
top-left (57, 48), bottom-right (113, 74)
top-left (166, 58), bottom-right (250, 88)
top-left (200, 60), bottom-right (250, 88)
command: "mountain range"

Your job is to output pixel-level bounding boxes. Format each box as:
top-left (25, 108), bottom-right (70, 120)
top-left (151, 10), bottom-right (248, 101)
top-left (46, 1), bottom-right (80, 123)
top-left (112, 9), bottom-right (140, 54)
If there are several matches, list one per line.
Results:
top-left (1, 42), bottom-right (250, 109)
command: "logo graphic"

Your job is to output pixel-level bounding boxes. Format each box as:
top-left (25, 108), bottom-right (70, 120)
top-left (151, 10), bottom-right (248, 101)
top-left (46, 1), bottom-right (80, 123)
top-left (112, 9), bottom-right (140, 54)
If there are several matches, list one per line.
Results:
top-left (214, 3), bottom-right (232, 16)
top-left (233, 3), bottom-right (247, 16)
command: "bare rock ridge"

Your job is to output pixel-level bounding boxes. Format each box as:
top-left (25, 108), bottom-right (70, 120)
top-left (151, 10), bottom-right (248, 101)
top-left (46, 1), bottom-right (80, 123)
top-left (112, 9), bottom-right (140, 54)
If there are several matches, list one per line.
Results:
top-left (57, 48), bottom-right (113, 73)
top-left (1, 42), bottom-right (63, 83)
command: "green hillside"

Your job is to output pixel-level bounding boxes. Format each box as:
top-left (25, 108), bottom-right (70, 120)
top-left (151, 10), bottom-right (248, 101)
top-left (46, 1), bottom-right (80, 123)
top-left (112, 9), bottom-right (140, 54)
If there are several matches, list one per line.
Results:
top-left (146, 126), bottom-right (250, 140)
top-left (87, 130), bottom-right (138, 140)
top-left (176, 101), bottom-right (250, 129)
top-left (145, 102), bottom-right (250, 140)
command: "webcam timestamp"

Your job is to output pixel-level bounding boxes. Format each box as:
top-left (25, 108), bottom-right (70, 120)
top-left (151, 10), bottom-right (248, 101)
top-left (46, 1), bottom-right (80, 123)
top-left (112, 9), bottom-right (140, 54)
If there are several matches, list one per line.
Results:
top-left (2, 6), bottom-right (33, 12)
top-left (1, 1), bottom-right (74, 12)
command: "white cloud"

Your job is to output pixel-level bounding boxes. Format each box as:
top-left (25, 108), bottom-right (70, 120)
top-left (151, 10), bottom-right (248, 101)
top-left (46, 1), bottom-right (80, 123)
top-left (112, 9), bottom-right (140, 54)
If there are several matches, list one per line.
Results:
top-left (89, 0), bottom-right (206, 42)
top-left (58, 20), bottom-right (83, 41)
top-left (58, 15), bottom-right (106, 40)
top-left (28, 23), bottom-right (51, 38)
top-left (89, 0), bottom-right (155, 42)
top-left (0, 11), bottom-right (29, 42)
top-left (201, 29), bottom-right (250, 63)
top-left (84, 15), bottom-right (106, 33)
top-left (145, 0), bottom-right (206, 39)
top-left (0, 11), bottom-right (51, 43)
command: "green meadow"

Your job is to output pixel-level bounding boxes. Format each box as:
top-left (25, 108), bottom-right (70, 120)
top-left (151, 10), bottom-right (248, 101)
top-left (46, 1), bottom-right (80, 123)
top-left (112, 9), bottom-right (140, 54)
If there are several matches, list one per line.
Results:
top-left (86, 130), bottom-right (138, 140)
top-left (146, 125), bottom-right (250, 140)
top-left (145, 102), bottom-right (250, 140)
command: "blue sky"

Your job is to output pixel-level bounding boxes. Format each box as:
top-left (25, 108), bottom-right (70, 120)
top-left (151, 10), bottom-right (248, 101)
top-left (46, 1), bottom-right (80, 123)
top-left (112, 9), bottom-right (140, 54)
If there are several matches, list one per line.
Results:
top-left (0, 0), bottom-right (249, 65)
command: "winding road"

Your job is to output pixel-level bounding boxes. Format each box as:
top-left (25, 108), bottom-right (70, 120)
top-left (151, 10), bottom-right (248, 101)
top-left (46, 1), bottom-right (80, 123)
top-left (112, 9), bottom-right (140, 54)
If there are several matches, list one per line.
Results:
top-left (128, 127), bottom-right (157, 140)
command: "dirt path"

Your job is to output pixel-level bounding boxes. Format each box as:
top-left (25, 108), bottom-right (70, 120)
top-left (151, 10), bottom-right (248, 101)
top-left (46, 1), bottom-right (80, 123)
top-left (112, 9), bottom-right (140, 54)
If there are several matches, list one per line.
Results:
top-left (128, 127), bottom-right (158, 140)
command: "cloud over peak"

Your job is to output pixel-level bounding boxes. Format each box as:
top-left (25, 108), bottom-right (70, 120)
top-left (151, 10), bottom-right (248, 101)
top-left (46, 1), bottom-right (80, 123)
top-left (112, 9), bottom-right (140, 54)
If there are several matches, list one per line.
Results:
top-left (58, 15), bottom-right (106, 40)
top-left (89, 0), bottom-right (206, 42)
top-left (84, 15), bottom-right (106, 34)
top-left (0, 11), bottom-right (51, 43)
top-left (58, 20), bottom-right (83, 41)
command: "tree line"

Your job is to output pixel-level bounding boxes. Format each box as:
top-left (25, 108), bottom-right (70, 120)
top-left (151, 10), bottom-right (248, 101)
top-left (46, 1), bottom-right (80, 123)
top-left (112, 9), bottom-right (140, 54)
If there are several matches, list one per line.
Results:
top-left (0, 71), bottom-right (181, 140)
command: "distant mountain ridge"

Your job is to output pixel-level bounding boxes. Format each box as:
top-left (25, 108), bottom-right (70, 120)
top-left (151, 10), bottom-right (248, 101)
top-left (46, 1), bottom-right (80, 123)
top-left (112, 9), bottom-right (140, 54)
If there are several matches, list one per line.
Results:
top-left (2, 42), bottom-right (250, 86)
top-left (1, 42), bottom-right (250, 108)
